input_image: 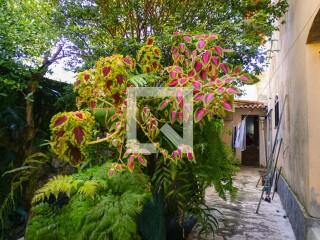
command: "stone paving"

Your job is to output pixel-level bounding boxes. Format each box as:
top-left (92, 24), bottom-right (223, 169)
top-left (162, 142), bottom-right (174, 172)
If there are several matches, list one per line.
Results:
top-left (188, 166), bottom-right (296, 240)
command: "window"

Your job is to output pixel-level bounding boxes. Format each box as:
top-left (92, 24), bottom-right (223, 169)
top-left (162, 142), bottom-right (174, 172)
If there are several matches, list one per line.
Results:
top-left (274, 95), bottom-right (279, 128)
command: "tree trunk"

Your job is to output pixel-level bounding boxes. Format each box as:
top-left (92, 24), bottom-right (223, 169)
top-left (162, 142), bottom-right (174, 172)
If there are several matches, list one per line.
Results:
top-left (24, 45), bottom-right (63, 157)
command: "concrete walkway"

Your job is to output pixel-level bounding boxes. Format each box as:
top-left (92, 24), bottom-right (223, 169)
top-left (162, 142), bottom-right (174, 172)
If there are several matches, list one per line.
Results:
top-left (188, 167), bottom-right (296, 240)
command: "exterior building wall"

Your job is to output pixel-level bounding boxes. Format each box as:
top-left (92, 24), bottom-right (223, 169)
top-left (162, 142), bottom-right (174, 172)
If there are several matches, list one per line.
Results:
top-left (265, 0), bottom-right (320, 218)
top-left (222, 108), bottom-right (267, 166)
top-left (306, 43), bottom-right (320, 217)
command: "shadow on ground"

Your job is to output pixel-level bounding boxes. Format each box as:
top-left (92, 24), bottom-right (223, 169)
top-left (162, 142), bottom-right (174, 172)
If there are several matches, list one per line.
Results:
top-left (188, 166), bottom-right (295, 240)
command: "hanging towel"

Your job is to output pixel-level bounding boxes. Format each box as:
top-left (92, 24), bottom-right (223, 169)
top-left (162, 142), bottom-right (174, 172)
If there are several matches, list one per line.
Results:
top-left (231, 125), bottom-right (237, 150)
top-left (234, 118), bottom-right (246, 151)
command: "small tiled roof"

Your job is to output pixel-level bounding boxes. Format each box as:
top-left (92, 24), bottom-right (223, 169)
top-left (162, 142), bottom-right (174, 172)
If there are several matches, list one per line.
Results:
top-left (235, 99), bottom-right (266, 109)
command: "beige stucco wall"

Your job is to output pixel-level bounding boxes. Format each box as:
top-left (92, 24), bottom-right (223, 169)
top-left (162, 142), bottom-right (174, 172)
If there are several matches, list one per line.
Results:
top-left (222, 108), bottom-right (267, 166)
top-left (306, 44), bottom-right (320, 216)
top-left (266, 0), bottom-right (320, 217)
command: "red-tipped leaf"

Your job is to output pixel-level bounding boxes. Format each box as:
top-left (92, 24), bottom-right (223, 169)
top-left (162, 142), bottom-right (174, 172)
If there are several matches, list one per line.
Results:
top-left (102, 66), bottom-right (111, 76)
top-left (73, 126), bottom-right (84, 145)
top-left (54, 116), bottom-right (68, 128)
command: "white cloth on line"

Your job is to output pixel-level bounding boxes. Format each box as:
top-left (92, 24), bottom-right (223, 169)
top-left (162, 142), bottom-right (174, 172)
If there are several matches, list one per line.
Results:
top-left (234, 118), bottom-right (246, 151)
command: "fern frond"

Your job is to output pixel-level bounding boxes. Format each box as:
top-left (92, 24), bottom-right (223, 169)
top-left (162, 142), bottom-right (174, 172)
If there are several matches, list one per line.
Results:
top-left (77, 180), bottom-right (100, 199)
top-left (0, 152), bottom-right (49, 225)
top-left (32, 175), bottom-right (74, 204)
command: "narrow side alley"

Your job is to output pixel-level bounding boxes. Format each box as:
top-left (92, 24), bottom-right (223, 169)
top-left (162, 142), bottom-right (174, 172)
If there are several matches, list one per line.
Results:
top-left (188, 167), bottom-right (295, 240)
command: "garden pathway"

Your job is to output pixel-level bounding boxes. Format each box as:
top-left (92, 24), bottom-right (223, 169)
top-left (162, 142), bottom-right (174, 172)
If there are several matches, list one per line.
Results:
top-left (187, 166), bottom-right (296, 240)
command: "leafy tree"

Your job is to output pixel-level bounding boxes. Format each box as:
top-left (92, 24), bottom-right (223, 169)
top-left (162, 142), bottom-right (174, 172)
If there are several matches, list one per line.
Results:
top-left (53, 0), bottom-right (288, 73)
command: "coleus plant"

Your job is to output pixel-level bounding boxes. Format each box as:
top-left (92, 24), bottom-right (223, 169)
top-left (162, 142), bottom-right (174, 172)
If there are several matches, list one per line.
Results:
top-left (50, 32), bottom-right (258, 173)
top-left (50, 111), bottom-right (95, 167)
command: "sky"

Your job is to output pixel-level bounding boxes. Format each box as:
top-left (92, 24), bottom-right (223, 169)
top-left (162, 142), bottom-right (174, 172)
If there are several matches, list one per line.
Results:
top-left (45, 61), bottom-right (76, 84)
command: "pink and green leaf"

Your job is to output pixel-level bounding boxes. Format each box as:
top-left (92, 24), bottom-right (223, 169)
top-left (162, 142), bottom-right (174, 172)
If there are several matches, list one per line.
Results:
top-left (179, 77), bottom-right (187, 85)
top-left (226, 87), bottom-right (240, 94)
top-left (172, 150), bottom-right (178, 161)
top-left (169, 80), bottom-right (178, 87)
top-left (172, 46), bottom-right (179, 54)
top-left (211, 56), bottom-right (219, 66)
top-left (159, 100), bottom-right (169, 109)
top-left (170, 71), bottom-right (178, 79)
top-left (138, 156), bottom-right (147, 166)
top-left (204, 93), bottom-right (215, 105)
top-left (197, 40), bottom-right (206, 51)
top-left (172, 53), bottom-right (180, 62)
top-left (221, 100), bottom-right (234, 111)
top-left (200, 69), bottom-right (207, 79)
top-left (187, 152), bottom-right (194, 161)
top-left (171, 111), bottom-right (177, 122)
top-left (128, 160), bottom-right (135, 172)
top-left (194, 61), bottom-right (203, 72)
top-left (124, 149), bottom-right (131, 158)
top-left (108, 168), bottom-right (114, 178)
top-left (239, 74), bottom-right (251, 82)
top-left (179, 43), bottom-right (186, 51)
top-left (233, 66), bottom-right (242, 75)
top-left (214, 46), bottom-right (223, 56)
top-left (184, 36), bottom-right (191, 43)
top-left (202, 50), bottom-right (211, 65)
top-left (188, 70), bottom-right (196, 77)
top-left (195, 108), bottom-right (206, 122)
top-left (194, 93), bottom-right (205, 101)
top-left (216, 87), bottom-right (225, 94)
top-left (192, 81), bottom-right (201, 90)
top-left (220, 63), bottom-right (229, 74)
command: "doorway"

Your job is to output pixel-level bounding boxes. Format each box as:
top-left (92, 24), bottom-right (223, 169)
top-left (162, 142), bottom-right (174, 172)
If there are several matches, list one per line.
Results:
top-left (242, 115), bottom-right (260, 166)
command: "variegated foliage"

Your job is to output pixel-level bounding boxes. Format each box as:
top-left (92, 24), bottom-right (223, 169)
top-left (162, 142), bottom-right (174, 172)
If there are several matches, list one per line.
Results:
top-left (50, 33), bottom-right (257, 174)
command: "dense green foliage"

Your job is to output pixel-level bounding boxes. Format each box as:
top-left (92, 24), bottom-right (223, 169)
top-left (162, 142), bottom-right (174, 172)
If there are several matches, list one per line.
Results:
top-left (26, 164), bottom-right (152, 240)
top-left (53, 0), bottom-right (288, 73)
